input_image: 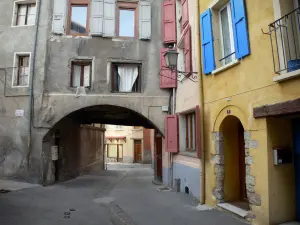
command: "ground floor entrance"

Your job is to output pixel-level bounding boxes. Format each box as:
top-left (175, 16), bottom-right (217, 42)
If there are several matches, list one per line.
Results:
top-left (134, 140), bottom-right (142, 163)
top-left (218, 116), bottom-right (249, 209)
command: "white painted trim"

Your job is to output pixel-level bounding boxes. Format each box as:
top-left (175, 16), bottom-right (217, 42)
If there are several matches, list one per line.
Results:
top-left (218, 3), bottom-right (235, 66)
top-left (273, 69), bottom-right (300, 82)
top-left (12, 52), bottom-right (31, 88)
top-left (212, 59), bottom-right (240, 75)
top-left (11, 0), bottom-right (37, 27)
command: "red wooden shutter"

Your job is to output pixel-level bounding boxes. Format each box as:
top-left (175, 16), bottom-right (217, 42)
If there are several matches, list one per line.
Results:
top-left (195, 105), bottom-right (202, 158)
top-left (184, 26), bottom-right (192, 74)
top-left (160, 48), bottom-right (177, 89)
top-left (181, 0), bottom-right (189, 29)
top-left (165, 115), bottom-right (179, 153)
top-left (163, 0), bottom-right (177, 43)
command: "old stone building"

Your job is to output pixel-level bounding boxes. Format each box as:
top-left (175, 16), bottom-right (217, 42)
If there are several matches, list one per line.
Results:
top-left (0, 0), bottom-right (170, 184)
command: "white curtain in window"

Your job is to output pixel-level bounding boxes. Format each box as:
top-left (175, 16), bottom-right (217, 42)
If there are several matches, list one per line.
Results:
top-left (73, 65), bottom-right (81, 87)
top-left (118, 65), bottom-right (138, 92)
top-left (83, 65), bottom-right (91, 87)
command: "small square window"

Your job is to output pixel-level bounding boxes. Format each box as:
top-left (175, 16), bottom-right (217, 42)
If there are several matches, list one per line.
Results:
top-left (13, 54), bottom-right (30, 87)
top-left (117, 2), bottom-right (138, 38)
top-left (185, 112), bottom-right (196, 151)
top-left (219, 3), bottom-right (235, 65)
top-left (111, 63), bottom-right (141, 93)
top-left (15, 3), bottom-right (36, 26)
top-left (71, 60), bottom-right (92, 87)
top-left (68, 0), bottom-right (90, 35)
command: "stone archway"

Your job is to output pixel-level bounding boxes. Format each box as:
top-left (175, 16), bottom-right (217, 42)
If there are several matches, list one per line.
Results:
top-left (212, 108), bottom-right (261, 208)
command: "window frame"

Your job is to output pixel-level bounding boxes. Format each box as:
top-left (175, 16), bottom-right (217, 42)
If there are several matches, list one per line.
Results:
top-left (12, 52), bottom-right (31, 88)
top-left (218, 2), bottom-right (235, 66)
top-left (185, 112), bottom-right (196, 152)
top-left (116, 2), bottom-right (139, 39)
top-left (12, 1), bottom-right (36, 27)
top-left (111, 63), bottom-right (142, 93)
top-left (67, 0), bottom-right (90, 36)
top-left (70, 60), bottom-right (92, 88)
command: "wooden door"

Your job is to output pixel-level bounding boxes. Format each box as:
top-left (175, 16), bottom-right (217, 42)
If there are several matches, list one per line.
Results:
top-left (134, 140), bottom-right (142, 163)
top-left (238, 123), bottom-right (247, 202)
top-left (156, 137), bottom-right (162, 180)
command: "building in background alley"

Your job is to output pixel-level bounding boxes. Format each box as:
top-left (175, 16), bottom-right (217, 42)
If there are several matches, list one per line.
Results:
top-left (105, 125), bottom-right (154, 164)
top-left (161, 0), bottom-right (202, 199)
top-left (0, 0), bottom-right (170, 185)
top-left (199, 0), bottom-right (300, 224)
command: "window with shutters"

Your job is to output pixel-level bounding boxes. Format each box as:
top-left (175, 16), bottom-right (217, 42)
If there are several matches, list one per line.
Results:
top-left (70, 60), bottom-right (92, 88)
top-left (116, 2), bottom-right (138, 38)
top-left (200, 0), bottom-right (250, 75)
top-left (185, 112), bottom-right (196, 151)
top-left (12, 2), bottom-right (36, 26)
top-left (67, 0), bottom-right (90, 36)
top-left (111, 63), bottom-right (142, 93)
top-left (13, 54), bottom-right (30, 87)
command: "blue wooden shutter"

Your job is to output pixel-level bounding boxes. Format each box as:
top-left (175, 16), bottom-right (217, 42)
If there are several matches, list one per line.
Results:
top-left (200, 9), bottom-right (215, 75)
top-left (230, 0), bottom-right (250, 59)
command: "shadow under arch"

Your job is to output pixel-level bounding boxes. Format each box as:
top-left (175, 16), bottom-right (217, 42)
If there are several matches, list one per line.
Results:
top-left (41, 104), bottom-right (162, 185)
top-left (44, 104), bottom-right (163, 138)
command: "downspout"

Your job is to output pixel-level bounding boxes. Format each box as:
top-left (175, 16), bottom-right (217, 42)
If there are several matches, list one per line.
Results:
top-left (195, 0), bottom-right (206, 205)
top-left (28, 0), bottom-right (42, 165)
top-left (170, 87), bottom-right (176, 187)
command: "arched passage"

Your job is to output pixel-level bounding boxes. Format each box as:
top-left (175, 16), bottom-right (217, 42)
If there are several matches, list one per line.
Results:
top-left (213, 115), bottom-right (249, 210)
top-left (220, 116), bottom-right (247, 204)
top-left (42, 105), bottom-right (162, 185)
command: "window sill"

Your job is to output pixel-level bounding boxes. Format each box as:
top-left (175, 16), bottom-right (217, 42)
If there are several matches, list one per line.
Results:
top-left (11, 24), bottom-right (35, 28)
top-left (178, 151), bottom-right (198, 158)
top-left (273, 69), bottom-right (300, 82)
top-left (212, 59), bottom-right (240, 75)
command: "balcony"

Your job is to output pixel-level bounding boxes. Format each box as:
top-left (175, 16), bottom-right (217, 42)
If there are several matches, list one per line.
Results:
top-left (269, 7), bottom-right (300, 81)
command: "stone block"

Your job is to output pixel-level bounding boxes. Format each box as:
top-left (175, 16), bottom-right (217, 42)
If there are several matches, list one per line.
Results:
top-left (246, 175), bottom-right (256, 186)
top-left (244, 131), bottom-right (251, 141)
top-left (215, 165), bottom-right (225, 181)
top-left (212, 155), bottom-right (224, 165)
top-left (248, 193), bottom-right (261, 206)
top-left (245, 147), bottom-right (250, 156)
top-left (215, 178), bottom-right (224, 189)
top-left (246, 165), bottom-right (251, 175)
top-left (213, 132), bottom-right (224, 142)
top-left (213, 188), bottom-right (224, 201)
top-left (215, 141), bottom-right (224, 155)
top-left (246, 184), bottom-right (255, 193)
top-left (245, 156), bottom-right (253, 165)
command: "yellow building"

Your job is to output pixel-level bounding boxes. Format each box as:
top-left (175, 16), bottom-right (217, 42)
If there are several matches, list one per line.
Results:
top-left (198, 0), bottom-right (300, 224)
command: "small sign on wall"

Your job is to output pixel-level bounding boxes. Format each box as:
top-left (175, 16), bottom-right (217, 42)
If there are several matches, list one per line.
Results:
top-left (51, 146), bottom-right (58, 161)
top-left (15, 109), bottom-right (24, 117)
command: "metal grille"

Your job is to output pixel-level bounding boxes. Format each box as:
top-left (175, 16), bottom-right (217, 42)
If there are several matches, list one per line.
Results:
top-left (269, 7), bottom-right (300, 74)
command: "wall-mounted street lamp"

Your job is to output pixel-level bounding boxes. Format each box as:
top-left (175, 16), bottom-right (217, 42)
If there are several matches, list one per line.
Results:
top-left (161, 48), bottom-right (198, 82)
top-left (164, 49), bottom-right (179, 70)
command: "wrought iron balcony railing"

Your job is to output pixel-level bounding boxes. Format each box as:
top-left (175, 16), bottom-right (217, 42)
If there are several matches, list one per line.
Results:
top-left (268, 7), bottom-right (300, 74)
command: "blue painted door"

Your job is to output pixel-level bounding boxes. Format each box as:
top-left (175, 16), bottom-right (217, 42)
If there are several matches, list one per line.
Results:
top-left (293, 120), bottom-right (300, 221)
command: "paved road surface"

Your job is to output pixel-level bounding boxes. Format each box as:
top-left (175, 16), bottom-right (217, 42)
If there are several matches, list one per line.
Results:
top-left (0, 163), bottom-right (247, 225)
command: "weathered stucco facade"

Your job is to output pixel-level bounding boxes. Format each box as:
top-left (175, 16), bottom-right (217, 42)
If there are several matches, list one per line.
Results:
top-left (199, 0), bottom-right (300, 224)
top-left (0, 0), bottom-right (169, 184)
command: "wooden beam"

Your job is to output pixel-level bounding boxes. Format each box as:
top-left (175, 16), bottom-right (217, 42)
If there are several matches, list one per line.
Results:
top-left (253, 98), bottom-right (300, 118)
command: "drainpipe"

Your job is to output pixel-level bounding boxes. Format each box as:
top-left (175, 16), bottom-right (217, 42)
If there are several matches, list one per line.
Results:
top-left (195, 0), bottom-right (206, 205)
top-left (28, 0), bottom-right (42, 165)
top-left (170, 87), bottom-right (176, 188)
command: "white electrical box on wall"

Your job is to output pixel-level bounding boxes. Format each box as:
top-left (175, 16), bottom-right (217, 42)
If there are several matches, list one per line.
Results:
top-left (51, 146), bottom-right (58, 161)
top-left (162, 106), bottom-right (169, 112)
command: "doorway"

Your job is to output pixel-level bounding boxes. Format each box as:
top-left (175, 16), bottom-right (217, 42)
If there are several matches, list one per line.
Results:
top-left (156, 136), bottom-right (162, 181)
top-left (134, 140), bottom-right (142, 163)
top-left (221, 116), bottom-right (248, 208)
